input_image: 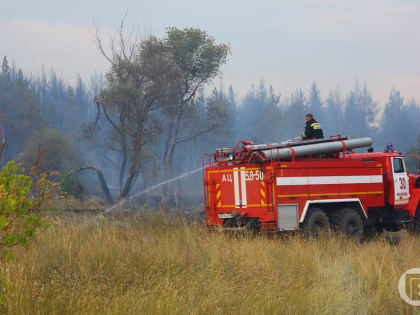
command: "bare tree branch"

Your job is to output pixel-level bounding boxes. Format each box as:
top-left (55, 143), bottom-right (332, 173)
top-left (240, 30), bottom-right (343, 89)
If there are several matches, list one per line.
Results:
top-left (95, 98), bottom-right (124, 136)
top-left (175, 125), bottom-right (215, 146)
top-left (91, 22), bottom-right (114, 65)
top-left (30, 133), bottom-right (48, 177)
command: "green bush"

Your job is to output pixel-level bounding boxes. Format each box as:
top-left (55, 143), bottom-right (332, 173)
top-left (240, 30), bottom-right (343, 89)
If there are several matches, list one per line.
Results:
top-left (0, 161), bottom-right (48, 301)
top-left (60, 171), bottom-right (85, 199)
top-left (0, 161), bottom-right (47, 261)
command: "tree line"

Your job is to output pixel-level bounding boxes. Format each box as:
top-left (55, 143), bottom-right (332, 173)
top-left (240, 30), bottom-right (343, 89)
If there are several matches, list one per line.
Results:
top-left (1, 26), bottom-right (420, 207)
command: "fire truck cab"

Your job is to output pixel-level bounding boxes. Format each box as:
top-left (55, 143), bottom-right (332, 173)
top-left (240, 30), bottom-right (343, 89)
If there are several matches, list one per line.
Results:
top-left (202, 136), bottom-right (420, 237)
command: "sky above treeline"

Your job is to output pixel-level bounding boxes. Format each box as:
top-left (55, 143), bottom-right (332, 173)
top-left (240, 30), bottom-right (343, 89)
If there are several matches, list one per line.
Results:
top-left (1, 0), bottom-right (419, 103)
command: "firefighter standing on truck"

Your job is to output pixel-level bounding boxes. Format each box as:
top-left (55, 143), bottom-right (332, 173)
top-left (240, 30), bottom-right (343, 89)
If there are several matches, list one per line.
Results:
top-left (302, 114), bottom-right (324, 139)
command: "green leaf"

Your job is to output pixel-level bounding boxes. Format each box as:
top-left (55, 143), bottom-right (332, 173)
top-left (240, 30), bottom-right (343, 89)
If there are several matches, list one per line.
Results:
top-left (0, 216), bottom-right (8, 230)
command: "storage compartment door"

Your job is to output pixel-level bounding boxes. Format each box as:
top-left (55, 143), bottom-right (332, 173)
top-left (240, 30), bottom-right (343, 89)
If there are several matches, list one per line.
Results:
top-left (277, 204), bottom-right (298, 231)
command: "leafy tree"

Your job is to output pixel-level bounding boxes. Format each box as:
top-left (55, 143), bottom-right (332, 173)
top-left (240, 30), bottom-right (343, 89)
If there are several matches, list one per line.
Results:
top-left (20, 128), bottom-right (77, 174)
top-left (90, 25), bottom-right (230, 205)
top-left (157, 27), bottom-right (230, 205)
top-left (91, 25), bottom-right (176, 204)
top-left (202, 86), bottom-right (231, 145)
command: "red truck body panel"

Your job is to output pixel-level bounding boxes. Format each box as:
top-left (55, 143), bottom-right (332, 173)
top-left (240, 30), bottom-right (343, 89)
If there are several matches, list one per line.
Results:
top-left (205, 158), bottom-right (386, 231)
top-left (203, 139), bottom-right (420, 232)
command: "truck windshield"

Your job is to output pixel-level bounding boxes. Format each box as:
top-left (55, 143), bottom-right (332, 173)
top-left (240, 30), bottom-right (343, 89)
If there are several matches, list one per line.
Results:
top-left (393, 158), bottom-right (405, 173)
top-left (404, 156), bottom-right (420, 174)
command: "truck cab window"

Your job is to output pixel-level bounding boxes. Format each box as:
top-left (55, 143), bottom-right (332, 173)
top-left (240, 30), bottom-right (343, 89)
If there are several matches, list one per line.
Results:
top-left (393, 158), bottom-right (405, 173)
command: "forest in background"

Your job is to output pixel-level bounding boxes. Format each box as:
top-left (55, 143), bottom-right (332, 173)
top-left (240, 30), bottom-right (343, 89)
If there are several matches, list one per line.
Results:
top-left (1, 27), bottom-right (420, 207)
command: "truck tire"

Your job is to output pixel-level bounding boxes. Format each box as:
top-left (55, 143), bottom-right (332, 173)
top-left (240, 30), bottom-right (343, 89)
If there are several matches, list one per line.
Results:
top-left (331, 208), bottom-right (364, 240)
top-left (409, 204), bottom-right (420, 235)
top-left (414, 215), bottom-right (420, 234)
top-left (302, 207), bottom-right (330, 237)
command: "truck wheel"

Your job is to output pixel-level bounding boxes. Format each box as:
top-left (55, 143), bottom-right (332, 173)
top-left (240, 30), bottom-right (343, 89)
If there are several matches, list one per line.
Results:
top-left (331, 208), bottom-right (364, 239)
top-left (302, 207), bottom-right (330, 237)
top-left (409, 204), bottom-right (420, 234)
top-left (414, 215), bottom-right (420, 234)
top-left (223, 218), bottom-right (237, 228)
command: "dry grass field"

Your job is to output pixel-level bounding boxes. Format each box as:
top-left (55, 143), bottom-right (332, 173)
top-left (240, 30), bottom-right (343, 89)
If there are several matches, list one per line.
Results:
top-left (1, 212), bottom-right (420, 314)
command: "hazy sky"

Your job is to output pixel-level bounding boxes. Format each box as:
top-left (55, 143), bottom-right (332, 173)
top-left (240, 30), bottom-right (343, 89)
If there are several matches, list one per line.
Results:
top-left (1, 0), bottom-right (419, 104)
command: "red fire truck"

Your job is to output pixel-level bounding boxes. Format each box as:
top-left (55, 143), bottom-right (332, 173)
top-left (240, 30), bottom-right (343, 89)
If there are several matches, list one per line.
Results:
top-left (202, 136), bottom-right (420, 237)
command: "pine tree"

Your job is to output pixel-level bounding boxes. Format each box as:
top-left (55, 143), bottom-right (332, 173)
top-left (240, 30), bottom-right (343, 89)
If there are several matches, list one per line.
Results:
top-left (1, 56), bottom-right (10, 79)
top-left (380, 88), bottom-right (419, 152)
top-left (237, 79), bottom-right (281, 143)
top-left (324, 87), bottom-right (344, 137)
top-left (343, 83), bottom-right (376, 138)
top-left (283, 88), bottom-right (306, 139)
top-left (307, 81), bottom-right (323, 122)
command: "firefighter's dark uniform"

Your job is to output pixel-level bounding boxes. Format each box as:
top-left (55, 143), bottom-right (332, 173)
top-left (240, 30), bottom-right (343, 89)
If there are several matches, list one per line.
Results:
top-left (302, 119), bottom-right (324, 139)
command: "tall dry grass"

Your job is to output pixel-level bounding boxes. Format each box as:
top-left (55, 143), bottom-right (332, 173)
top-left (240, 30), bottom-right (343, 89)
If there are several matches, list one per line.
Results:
top-left (1, 212), bottom-right (420, 314)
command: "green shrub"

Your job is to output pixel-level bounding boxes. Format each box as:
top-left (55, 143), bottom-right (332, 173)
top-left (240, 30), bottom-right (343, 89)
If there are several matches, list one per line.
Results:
top-left (0, 161), bottom-right (48, 301)
top-left (60, 171), bottom-right (85, 199)
top-left (0, 161), bottom-right (47, 260)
